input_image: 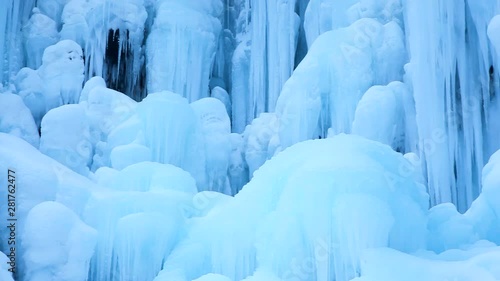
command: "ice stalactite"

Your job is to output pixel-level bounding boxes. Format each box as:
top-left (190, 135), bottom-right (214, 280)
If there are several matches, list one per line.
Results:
top-left (191, 98), bottom-right (232, 194)
top-left (0, 0), bottom-right (37, 85)
top-left (146, 0), bottom-right (223, 102)
top-left (230, 0), bottom-right (301, 133)
top-left (86, 0), bottom-right (148, 101)
top-left (403, 0), bottom-right (500, 211)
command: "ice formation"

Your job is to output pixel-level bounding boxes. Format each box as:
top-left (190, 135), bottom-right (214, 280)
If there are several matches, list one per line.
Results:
top-left (2, 0), bottom-right (500, 281)
top-left (276, 17), bottom-right (406, 148)
top-left (22, 201), bottom-right (97, 281)
top-left (0, 252), bottom-right (15, 281)
top-left (0, 93), bottom-right (40, 147)
top-left (39, 104), bottom-right (92, 176)
top-left (146, 0), bottom-right (223, 102)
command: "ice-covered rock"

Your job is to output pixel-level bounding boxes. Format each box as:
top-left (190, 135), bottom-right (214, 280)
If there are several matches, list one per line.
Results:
top-left (22, 201), bottom-right (97, 281)
top-left (0, 93), bottom-right (40, 147)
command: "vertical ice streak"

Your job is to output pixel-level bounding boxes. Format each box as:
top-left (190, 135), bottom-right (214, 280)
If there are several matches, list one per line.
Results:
top-left (146, 0), bottom-right (223, 103)
top-left (403, 0), bottom-right (498, 211)
top-left (0, 0), bottom-right (37, 86)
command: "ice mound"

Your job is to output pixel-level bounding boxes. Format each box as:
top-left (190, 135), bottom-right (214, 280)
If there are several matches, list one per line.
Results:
top-left (230, 0), bottom-right (299, 132)
top-left (14, 40), bottom-right (84, 125)
top-left (146, 0), bottom-right (222, 101)
top-left (193, 273), bottom-right (231, 281)
top-left (0, 93), bottom-right (40, 148)
top-left (0, 133), bottom-right (95, 277)
top-left (39, 40), bottom-right (84, 106)
top-left (157, 134), bottom-right (429, 281)
top-left (22, 201), bottom-right (97, 281)
top-left (352, 82), bottom-right (417, 153)
top-left (84, 165), bottom-right (194, 281)
top-left (39, 104), bottom-right (92, 176)
top-left (275, 18), bottom-right (406, 150)
top-left (80, 78), bottom-right (137, 170)
top-left (37, 0), bottom-right (72, 26)
top-left (191, 98), bottom-right (231, 194)
top-left (352, 246), bottom-right (500, 281)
